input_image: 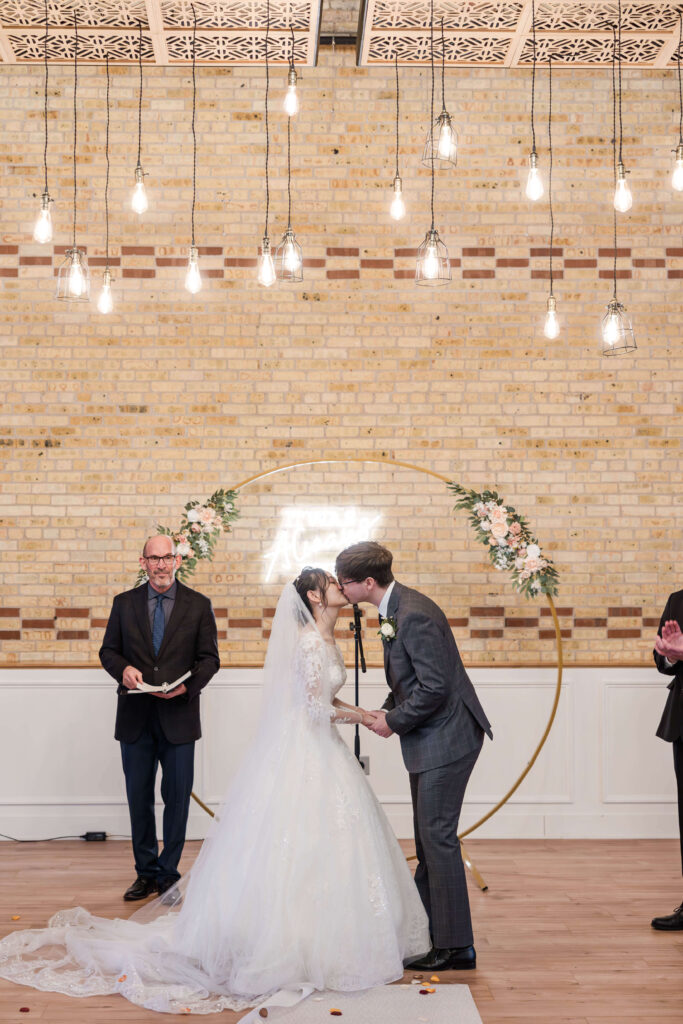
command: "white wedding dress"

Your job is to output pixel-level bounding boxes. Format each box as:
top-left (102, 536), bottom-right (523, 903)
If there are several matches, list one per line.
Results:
top-left (0, 584), bottom-right (430, 1015)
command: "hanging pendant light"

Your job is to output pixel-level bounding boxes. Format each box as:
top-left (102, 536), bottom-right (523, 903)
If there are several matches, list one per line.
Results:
top-left (601, 29), bottom-right (636, 356)
top-left (421, 18), bottom-right (457, 169)
top-left (56, 13), bottom-right (90, 302)
top-left (184, 7), bottom-right (202, 294)
top-left (525, 0), bottom-right (544, 201)
top-left (258, 0), bottom-right (276, 287)
top-left (416, 0), bottom-right (450, 286)
top-left (131, 21), bottom-right (148, 215)
top-left (276, 30), bottom-right (303, 281)
top-left (97, 55), bottom-right (114, 314)
top-left (672, 13), bottom-right (683, 191)
top-left (612, 1), bottom-right (632, 212)
top-left (284, 27), bottom-right (299, 116)
top-left (543, 57), bottom-right (559, 339)
top-left (33, 0), bottom-right (53, 244)
top-left (390, 53), bottom-right (406, 221)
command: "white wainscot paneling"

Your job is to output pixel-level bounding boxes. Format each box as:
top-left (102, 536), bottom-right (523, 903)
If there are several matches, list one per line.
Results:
top-left (0, 666), bottom-right (678, 841)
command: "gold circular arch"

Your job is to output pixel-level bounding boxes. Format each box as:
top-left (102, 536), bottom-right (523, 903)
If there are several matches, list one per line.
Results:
top-left (190, 456), bottom-right (563, 858)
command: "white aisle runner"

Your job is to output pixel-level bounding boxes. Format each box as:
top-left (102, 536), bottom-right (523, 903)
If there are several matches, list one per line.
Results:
top-left (239, 984), bottom-right (483, 1024)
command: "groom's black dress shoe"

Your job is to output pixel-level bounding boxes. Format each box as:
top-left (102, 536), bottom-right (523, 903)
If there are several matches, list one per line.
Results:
top-left (408, 945), bottom-right (477, 971)
top-left (123, 877), bottom-right (158, 901)
top-left (651, 902), bottom-right (683, 930)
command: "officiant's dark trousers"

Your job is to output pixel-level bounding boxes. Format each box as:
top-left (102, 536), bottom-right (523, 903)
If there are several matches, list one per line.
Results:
top-left (120, 702), bottom-right (195, 885)
top-left (409, 732), bottom-right (484, 949)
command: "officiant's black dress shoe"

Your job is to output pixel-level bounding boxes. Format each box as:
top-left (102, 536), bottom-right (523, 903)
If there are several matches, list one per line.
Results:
top-left (651, 902), bottom-right (683, 930)
top-left (123, 877), bottom-right (158, 901)
top-left (408, 945), bottom-right (476, 971)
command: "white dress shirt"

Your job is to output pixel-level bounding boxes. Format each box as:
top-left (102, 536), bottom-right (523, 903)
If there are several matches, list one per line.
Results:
top-left (378, 580), bottom-right (396, 619)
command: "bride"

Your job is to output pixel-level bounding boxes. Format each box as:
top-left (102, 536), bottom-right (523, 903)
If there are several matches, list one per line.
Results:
top-left (0, 569), bottom-right (430, 1015)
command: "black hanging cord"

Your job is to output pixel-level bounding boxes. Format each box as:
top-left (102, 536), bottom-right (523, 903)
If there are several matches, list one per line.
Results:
top-left (394, 52), bottom-right (400, 179)
top-left (72, 11), bottom-right (78, 249)
top-left (190, 6), bottom-right (197, 246)
top-left (440, 17), bottom-right (446, 111)
top-left (287, 101), bottom-right (292, 227)
top-left (530, 0), bottom-right (537, 153)
top-left (104, 53), bottom-right (110, 265)
top-left (617, 0), bottom-right (624, 163)
top-left (429, 0), bottom-right (435, 229)
top-left (136, 20), bottom-right (143, 167)
top-left (41, 0), bottom-right (49, 195)
top-left (677, 11), bottom-right (683, 145)
top-left (611, 26), bottom-right (618, 299)
top-left (289, 23), bottom-right (295, 73)
top-left (264, 0), bottom-right (270, 238)
top-left (548, 56), bottom-right (554, 294)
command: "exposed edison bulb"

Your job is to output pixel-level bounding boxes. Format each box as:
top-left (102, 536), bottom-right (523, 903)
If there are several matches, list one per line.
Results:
top-left (283, 237), bottom-right (301, 274)
top-left (97, 268), bottom-right (113, 314)
top-left (33, 192), bottom-right (53, 244)
top-left (543, 294), bottom-right (559, 339)
top-left (184, 245), bottom-right (202, 294)
top-left (258, 237), bottom-right (276, 287)
top-left (525, 151), bottom-right (544, 201)
top-left (613, 162), bottom-right (632, 212)
top-left (284, 69), bottom-right (299, 117)
top-left (602, 303), bottom-right (621, 347)
top-left (672, 144), bottom-right (683, 192)
top-left (68, 252), bottom-right (86, 297)
top-left (131, 165), bottom-right (148, 215)
top-left (423, 241), bottom-right (440, 280)
top-left (390, 175), bottom-right (405, 221)
top-left (437, 120), bottom-right (454, 160)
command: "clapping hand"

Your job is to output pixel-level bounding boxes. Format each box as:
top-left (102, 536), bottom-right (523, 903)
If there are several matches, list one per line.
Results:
top-left (655, 620), bottom-right (683, 662)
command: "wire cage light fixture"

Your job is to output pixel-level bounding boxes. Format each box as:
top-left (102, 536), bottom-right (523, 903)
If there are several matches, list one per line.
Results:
top-left (421, 17), bottom-right (457, 169)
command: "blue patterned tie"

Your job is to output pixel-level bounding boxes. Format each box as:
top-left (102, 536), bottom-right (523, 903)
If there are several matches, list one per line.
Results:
top-left (152, 594), bottom-right (166, 656)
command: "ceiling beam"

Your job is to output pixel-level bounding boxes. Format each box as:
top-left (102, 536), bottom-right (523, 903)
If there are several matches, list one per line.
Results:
top-left (145, 0), bottom-right (168, 65)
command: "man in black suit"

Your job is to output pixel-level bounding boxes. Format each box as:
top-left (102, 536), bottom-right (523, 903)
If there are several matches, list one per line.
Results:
top-left (99, 534), bottom-right (219, 901)
top-left (652, 592), bottom-right (683, 931)
top-left (336, 541), bottom-right (492, 971)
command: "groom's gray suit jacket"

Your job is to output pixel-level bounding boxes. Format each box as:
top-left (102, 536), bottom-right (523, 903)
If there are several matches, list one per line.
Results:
top-left (382, 582), bottom-right (492, 773)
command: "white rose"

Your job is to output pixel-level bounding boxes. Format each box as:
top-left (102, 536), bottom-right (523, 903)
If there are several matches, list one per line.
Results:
top-left (380, 622), bottom-right (395, 638)
top-left (187, 508), bottom-right (200, 522)
top-left (526, 543), bottom-right (541, 559)
top-left (176, 542), bottom-right (192, 557)
top-left (490, 520), bottom-right (508, 539)
top-left (480, 520), bottom-right (491, 531)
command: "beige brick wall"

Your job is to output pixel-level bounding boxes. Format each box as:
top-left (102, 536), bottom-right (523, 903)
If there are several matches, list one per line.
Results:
top-left (0, 48), bottom-right (681, 666)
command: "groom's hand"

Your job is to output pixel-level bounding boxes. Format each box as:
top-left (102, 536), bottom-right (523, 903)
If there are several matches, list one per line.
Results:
top-left (369, 710), bottom-right (393, 738)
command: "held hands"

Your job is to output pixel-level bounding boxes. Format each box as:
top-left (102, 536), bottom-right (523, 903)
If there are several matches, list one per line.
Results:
top-left (655, 620), bottom-right (683, 662)
top-left (362, 709), bottom-right (393, 738)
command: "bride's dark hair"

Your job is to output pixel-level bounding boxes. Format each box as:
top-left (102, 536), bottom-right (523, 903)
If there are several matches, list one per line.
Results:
top-left (293, 567), bottom-right (330, 616)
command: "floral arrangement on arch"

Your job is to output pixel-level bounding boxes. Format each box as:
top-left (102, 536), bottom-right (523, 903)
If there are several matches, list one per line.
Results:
top-left (449, 484), bottom-right (559, 599)
top-left (136, 488), bottom-right (239, 586)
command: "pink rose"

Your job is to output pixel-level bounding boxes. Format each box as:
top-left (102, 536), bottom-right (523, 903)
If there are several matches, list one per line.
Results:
top-left (490, 520), bottom-right (509, 540)
top-left (509, 521), bottom-right (522, 536)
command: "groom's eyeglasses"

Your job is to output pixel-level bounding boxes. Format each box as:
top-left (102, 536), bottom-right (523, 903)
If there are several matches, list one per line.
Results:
top-left (338, 578), bottom-right (363, 588)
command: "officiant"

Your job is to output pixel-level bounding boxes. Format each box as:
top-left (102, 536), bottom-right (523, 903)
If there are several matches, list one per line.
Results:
top-left (99, 534), bottom-right (219, 901)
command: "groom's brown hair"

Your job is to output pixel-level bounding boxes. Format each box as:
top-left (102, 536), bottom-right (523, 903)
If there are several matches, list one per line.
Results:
top-left (335, 542), bottom-right (394, 587)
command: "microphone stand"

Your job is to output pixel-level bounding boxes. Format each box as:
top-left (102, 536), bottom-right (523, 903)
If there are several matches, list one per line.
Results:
top-left (349, 603), bottom-right (367, 770)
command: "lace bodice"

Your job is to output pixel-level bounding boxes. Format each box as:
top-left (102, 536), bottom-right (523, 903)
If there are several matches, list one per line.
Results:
top-left (295, 629), bottom-right (360, 725)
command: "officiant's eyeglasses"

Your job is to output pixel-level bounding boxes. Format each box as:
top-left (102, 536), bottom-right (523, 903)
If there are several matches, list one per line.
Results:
top-left (143, 555), bottom-right (177, 566)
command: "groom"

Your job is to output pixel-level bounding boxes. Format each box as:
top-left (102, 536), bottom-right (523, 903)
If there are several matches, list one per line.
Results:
top-left (336, 541), bottom-right (492, 971)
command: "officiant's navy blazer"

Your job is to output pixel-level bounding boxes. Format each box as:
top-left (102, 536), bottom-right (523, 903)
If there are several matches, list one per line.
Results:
top-left (99, 580), bottom-right (219, 745)
top-left (382, 582), bottom-right (492, 773)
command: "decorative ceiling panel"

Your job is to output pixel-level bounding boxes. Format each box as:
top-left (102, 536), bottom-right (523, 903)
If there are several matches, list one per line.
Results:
top-left (358, 0), bottom-right (683, 66)
top-left (0, 0), bottom-right (321, 62)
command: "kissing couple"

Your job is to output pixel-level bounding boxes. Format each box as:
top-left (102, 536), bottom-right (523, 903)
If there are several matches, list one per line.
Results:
top-left (0, 541), bottom-right (491, 1016)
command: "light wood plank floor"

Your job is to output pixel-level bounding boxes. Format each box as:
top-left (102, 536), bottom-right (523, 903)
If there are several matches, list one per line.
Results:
top-left (0, 839), bottom-right (681, 1022)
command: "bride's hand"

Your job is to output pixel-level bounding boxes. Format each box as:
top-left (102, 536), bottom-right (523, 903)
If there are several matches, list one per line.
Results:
top-left (361, 711), bottom-right (378, 728)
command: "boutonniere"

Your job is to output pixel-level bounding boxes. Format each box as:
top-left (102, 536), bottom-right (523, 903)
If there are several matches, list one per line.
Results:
top-left (378, 616), bottom-right (398, 643)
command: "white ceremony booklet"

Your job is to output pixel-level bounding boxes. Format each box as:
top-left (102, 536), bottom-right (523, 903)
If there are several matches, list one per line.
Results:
top-left (127, 671), bottom-right (193, 695)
